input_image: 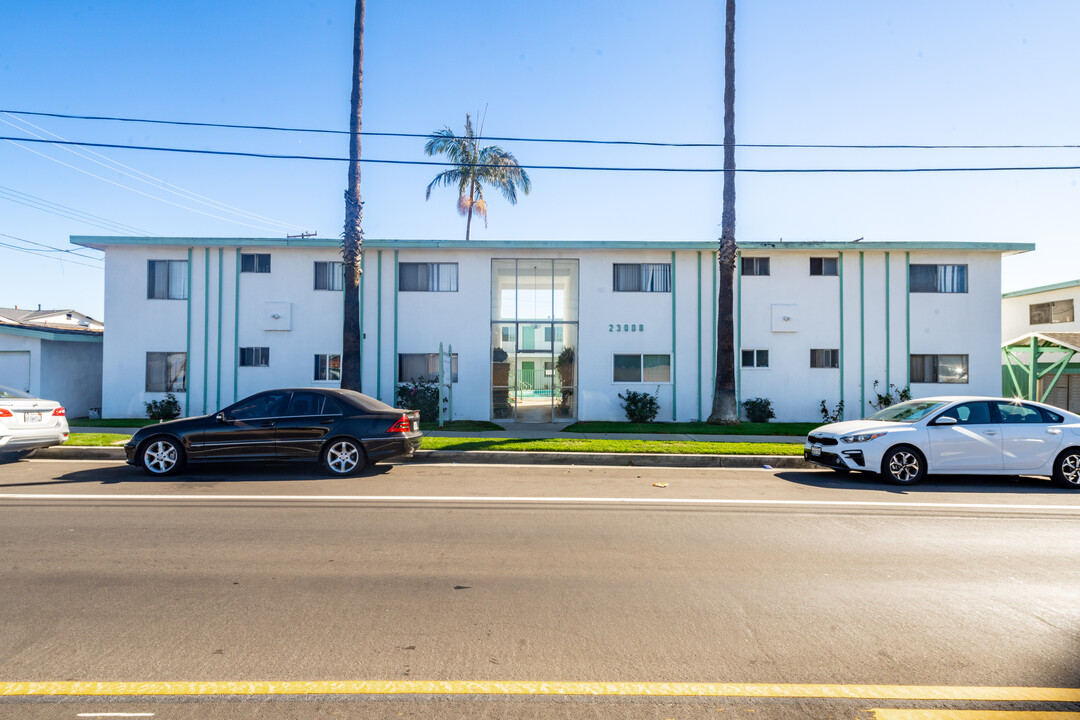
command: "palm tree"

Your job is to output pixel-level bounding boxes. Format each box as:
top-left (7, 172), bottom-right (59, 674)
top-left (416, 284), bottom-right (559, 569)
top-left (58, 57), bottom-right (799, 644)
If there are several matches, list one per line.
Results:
top-left (708, 0), bottom-right (738, 424)
top-left (424, 114), bottom-right (531, 240)
top-left (340, 0), bottom-right (364, 391)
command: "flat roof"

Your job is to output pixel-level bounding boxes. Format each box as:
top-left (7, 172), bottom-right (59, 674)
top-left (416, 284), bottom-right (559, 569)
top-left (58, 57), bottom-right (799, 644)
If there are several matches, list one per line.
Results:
top-left (1002, 279), bottom-right (1080, 299)
top-left (72, 236), bottom-right (1035, 254)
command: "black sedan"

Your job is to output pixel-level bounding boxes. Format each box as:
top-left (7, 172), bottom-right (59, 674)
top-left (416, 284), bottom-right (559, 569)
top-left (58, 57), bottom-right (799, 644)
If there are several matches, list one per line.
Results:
top-left (125, 388), bottom-right (421, 477)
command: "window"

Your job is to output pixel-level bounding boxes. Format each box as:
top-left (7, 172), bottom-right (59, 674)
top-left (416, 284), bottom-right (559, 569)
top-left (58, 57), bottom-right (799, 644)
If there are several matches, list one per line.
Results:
top-left (314, 353), bottom-right (341, 381)
top-left (909, 264), bottom-right (967, 293)
top-left (240, 253), bottom-right (271, 273)
top-left (741, 257), bottom-right (770, 276)
top-left (399, 262), bottom-right (458, 292)
top-left (613, 354), bottom-right (671, 383)
top-left (994, 401), bottom-right (1045, 424)
top-left (239, 347), bottom-right (270, 367)
top-left (810, 348), bottom-right (839, 368)
top-left (936, 401), bottom-right (992, 425)
top-left (398, 353), bottom-right (458, 383)
top-left (501, 326), bottom-right (515, 342)
top-left (287, 391), bottom-right (342, 416)
top-left (147, 260), bottom-right (188, 300)
top-left (314, 261), bottom-right (344, 291)
top-left (544, 361), bottom-right (555, 377)
top-left (613, 263), bottom-right (671, 292)
top-left (1029, 299), bottom-right (1074, 325)
top-left (145, 352), bottom-right (187, 392)
top-left (741, 349), bottom-right (769, 368)
top-left (227, 391), bottom-right (290, 420)
top-left (810, 257), bottom-right (838, 276)
top-left (543, 326), bottom-right (564, 343)
top-left (910, 354), bottom-right (968, 383)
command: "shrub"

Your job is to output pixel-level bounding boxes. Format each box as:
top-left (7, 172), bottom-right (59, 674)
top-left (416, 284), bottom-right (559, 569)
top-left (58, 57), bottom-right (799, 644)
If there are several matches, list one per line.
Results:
top-left (396, 378), bottom-right (441, 422)
top-left (618, 388), bottom-right (660, 423)
top-left (870, 381), bottom-right (911, 410)
top-left (492, 347), bottom-right (508, 362)
top-left (145, 393), bottom-right (181, 421)
top-left (819, 399), bottom-right (844, 424)
top-left (741, 397), bottom-right (775, 423)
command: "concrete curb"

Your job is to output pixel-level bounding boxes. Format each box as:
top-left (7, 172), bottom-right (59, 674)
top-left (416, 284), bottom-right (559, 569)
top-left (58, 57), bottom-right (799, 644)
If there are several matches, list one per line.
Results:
top-left (35, 446), bottom-right (813, 469)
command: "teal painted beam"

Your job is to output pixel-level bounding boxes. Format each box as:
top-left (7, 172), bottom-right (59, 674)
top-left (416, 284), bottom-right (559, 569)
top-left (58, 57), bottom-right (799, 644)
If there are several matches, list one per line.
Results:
top-left (216, 248), bottom-right (223, 412)
top-left (885, 251), bottom-right (890, 390)
top-left (394, 250), bottom-right (399, 390)
top-left (376, 250), bottom-right (383, 401)
top-left (185, 248), bottom-right (192, 417)
top-left (905, 252), bottom-right (911, 387)
top-left (671, 250), bottom-right (677, 421)
top-left (696, 251), bottom-right (702, 422)
top-left (859, 252), bottom-right (865, 417)
top-left (233, 249), bottom-right (240, 402)
top-left (838, 252), bottom-right (845, 419)
top-left (359, 251), bottom-right (365, 392)
top-left (203, 248), bottom-right (210, 415)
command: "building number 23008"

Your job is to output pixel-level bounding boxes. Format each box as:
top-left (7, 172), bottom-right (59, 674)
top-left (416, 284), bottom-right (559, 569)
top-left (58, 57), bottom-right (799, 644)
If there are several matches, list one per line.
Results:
top-left (609, 323), bottom-right (643, 332)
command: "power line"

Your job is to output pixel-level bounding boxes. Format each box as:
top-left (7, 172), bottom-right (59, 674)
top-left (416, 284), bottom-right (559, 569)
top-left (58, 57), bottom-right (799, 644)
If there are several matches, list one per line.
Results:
top-left (0, 235), bottom-right (104, 270)
top-left (0, 233), bottom-right (103, 262)
top-left (3, 135), bottom-right (1080, 173)
top-left (0, 185), bottom-right (157, 236)
top-left (3, 109), bottom-right (1079, 150)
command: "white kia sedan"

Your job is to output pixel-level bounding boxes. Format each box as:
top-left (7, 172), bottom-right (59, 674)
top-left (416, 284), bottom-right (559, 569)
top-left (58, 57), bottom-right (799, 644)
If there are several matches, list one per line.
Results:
top-left (804, 396), bottom-right (1080, 488)
top-left (0, 385), bottom-right (69, 462)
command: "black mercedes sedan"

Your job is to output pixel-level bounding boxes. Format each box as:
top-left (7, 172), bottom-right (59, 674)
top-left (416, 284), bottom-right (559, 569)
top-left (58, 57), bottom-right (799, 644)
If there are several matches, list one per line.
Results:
top-left (125, 388), bottom-right (421, 477)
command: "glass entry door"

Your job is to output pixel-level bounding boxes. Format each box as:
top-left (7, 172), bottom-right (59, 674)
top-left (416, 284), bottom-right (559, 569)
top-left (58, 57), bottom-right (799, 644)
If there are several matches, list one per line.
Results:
top-left (491, 259), bottom-right (578, 422)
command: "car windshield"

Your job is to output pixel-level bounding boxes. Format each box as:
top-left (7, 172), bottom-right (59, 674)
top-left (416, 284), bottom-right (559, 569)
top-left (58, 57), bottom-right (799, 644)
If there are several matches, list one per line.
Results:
top-left (0, 385), bottom-right (34, 399)
top-left (866, 400), bottom-right (947, 423)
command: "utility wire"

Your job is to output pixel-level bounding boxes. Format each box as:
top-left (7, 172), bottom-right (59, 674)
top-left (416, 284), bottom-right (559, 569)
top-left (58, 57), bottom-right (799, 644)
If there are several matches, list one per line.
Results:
top-left (3, 109), bottom-right (1079, 150)
top-left (0, 236), bottom-right (103, 270)
top-left (0, 185), bottom-right (157, 236)
top-left (0, 233), bottom-right (103, 262)
top-left (2, 135), bottom-right (1080, 173)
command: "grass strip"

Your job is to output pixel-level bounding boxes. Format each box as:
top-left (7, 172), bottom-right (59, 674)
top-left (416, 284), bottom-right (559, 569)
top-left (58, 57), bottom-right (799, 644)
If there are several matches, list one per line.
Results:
top-left (562, 421), bottom-right (817, 437)
top-left (66, 433), bottom-right (131, 446)
top-left (421, 437), bottom-right (803, 456)
top-left (69, 418), bottom-right (160, 428)
top-left (419, 420), bottom-right (504, 432)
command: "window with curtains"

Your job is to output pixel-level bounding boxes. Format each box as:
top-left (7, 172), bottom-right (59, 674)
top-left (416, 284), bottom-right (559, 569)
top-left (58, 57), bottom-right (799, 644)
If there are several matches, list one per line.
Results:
top-left (313, 261), bottom-right (344, 291)
top-left (147, 260), bottom-right (188, 299)
top-left (398, 353), bottom-right (458, 383)
top-left (239, 347), bottom-right (270, 367)
top-left (612, 263), bottom-right (671, 292)
top-left (741, 349), bottom-right (769, 368)
top-left (909, 264), bottom-right (967, 293)
top-left (240, 253), bottom-right (271, 273)
top-left (910, 354), bottom-right (969, 383)
top-left (741, 257), bottom-right (770, 276)
top-left (1029, 299), bottom-right (1074, 325)
top-left (810, 348), bottom-right (839, 368)
top-left (613, 354), bottom-right (671, 383)
top-left (145, 352), bottom-right (187, 392)
top-left (399, 262), bottom-right (458, 292)
top-left (313, 354), bottom-right (341, 381)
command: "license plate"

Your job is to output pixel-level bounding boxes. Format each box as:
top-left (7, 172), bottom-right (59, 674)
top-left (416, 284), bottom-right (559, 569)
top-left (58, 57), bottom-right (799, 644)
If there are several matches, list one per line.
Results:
top-left (810, 445), bottom-right (821, 456)
top-left (24, 412), bottom-right (41, 423)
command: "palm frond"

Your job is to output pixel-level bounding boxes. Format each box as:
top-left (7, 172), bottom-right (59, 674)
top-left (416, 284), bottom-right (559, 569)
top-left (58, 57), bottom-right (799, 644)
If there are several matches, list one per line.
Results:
top-left (425, 169), bottom-right (464, 200)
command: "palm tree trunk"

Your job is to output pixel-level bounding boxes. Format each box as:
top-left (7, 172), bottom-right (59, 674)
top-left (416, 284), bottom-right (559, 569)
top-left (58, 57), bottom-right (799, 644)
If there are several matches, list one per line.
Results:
top-left (708, 0), bottom-right (738, 424)
top-left (340, 0), bottom-right (364, 392)
top-left (464, 178), bottom-right (476, 240)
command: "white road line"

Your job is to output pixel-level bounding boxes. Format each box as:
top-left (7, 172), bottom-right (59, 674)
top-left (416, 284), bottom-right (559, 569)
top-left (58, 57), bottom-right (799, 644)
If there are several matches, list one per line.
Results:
top-left (1, 493), bottom-right (1078, 512)
top-left (76, 714), bottom-right (154, 718)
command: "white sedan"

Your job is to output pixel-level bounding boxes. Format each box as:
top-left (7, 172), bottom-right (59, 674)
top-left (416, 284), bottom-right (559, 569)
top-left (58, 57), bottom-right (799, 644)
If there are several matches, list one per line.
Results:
top-left (804, 396), bottom-right (1080, 488)
top-left (0, 385), bottom-right (69, 462)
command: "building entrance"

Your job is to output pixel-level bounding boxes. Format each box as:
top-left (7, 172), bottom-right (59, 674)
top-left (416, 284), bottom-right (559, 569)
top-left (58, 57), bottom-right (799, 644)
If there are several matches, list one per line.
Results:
top-left (491, 259), bottom-right (578, 422)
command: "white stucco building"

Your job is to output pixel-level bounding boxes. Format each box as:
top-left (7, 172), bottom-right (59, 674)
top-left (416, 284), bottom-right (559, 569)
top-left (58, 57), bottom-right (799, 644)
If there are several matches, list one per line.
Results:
top-left (1002, 279), bottom-right (1080, 413)
top-left (75, 236), bottom-right (1030, 423)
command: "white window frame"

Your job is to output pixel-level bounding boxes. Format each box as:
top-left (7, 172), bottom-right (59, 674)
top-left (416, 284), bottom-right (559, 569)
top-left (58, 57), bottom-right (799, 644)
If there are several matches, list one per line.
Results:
top-left (810, 348), bottom-right (839, 368)
top-left (612, 353), bottom-right (671, 383)
top-left (313, 353), bottom-right (341, 382)
top-left (145, 351), bottom-right (187, 392)
top-left (239, 347), bottom-right (270, 367)
top-left (740, 257), bottom-right (770, 276)
top-left (1029, 299), bottom-right (1074, 325)
top-left (741, 349), bottom-right (770, 368)
top-left (240, 253), bottom-right (271, 273)
top-left (909, 264), bottom-right (968, 293)
top-left (910, 354), bottom-right (969, 384)
top-left (313, 261), bottom-right (344, 291)
top-left (147, 259), bottom-right (188, 300)
top-left (399, 262), bottom-right (458, 292)
top-left (809, 257), bottom-right (838, 276)
top-left (397, 353), bottom-right (459, 383)
top-left (612, 263), bottom-right (672, 292)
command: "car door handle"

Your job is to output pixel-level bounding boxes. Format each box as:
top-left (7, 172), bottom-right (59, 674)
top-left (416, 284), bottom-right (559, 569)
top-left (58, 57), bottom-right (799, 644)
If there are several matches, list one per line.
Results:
top-left (261, 421), bottom-right (276, 428)
top-left (1047, 429), bottom-right (1062, 435)
top-left (982, 431), bottom-right (998, 436)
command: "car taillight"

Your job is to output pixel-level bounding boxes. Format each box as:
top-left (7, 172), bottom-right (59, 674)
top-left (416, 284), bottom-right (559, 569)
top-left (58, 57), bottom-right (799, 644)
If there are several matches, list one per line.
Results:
top-left (52, 407), bottom-right (66, 417)
top-left (0, 408), bottom-right (11, 417)
top-left (387, 415), bottom-right (411, 433)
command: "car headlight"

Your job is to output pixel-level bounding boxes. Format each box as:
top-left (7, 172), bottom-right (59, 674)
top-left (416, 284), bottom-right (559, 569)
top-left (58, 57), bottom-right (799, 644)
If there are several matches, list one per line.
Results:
top-left (841, 432), bottom-right (886, 443)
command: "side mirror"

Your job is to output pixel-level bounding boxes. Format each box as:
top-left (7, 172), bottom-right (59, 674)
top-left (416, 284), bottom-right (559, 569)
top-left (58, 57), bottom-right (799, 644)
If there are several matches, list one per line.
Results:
top-left (215, 412), bottom-right (229, 423)
top-left (932, 416), bottom-right (958, 426)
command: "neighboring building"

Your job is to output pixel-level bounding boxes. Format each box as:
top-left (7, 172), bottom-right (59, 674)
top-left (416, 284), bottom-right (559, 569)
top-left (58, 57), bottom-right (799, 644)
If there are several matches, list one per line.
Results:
top-left (1002, 280), bottom-right (1080, 413)
top-left (0, 307), bottom-right (104, 417)
top-left (74, 236), bottom-right (1031, 422)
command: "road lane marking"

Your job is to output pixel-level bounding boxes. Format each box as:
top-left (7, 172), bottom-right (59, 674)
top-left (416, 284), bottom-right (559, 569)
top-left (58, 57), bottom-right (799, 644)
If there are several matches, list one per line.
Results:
top-left (76, 714), bottom-right (155, 718)
top-left (1, 493), bottom-right (1079, 513)
top-left (873, 711), bottom-right (1080, 719)
top-left (2, 681), bottom-right (1079, 700)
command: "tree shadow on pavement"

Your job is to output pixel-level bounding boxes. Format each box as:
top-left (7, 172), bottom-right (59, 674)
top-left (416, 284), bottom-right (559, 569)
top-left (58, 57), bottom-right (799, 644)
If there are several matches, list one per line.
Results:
top-left (776, 469), bottom-right (1073, 495)
top-left (0, 461), bottom-right (393, 488)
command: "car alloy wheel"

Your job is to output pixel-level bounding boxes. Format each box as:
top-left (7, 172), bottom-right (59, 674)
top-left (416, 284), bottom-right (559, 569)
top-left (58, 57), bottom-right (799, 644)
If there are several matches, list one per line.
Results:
top-left (324, 439), bottom-right (364, 476)
top-left (883, 446), bottom-right (925, 485)
top-left (142, 438), bottom-right (182, 476)
top-left (1053, 450), bottom-right (1080, 489)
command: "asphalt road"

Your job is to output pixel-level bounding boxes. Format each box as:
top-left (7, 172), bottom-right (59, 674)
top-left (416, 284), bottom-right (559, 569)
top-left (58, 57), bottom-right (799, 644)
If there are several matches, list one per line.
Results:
top-left (1, 458), bottom-right (1079, 719)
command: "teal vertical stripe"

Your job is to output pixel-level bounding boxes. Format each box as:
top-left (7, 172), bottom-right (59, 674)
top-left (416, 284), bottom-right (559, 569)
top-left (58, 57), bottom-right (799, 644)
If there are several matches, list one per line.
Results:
top-left (859, 252), bottom-right (865, 417)
top-left (905, 252), bottom-right (911, 386)
top-left (185, 248), bottom-right (192, 416)
top-left (233, 249), bottom-right (240, 402)
top-left (393, 250), bottom-right (399, 389)
top-left (838, 251), bottom-right (845, 420)
top-left (712, 251), bottom-right (717, 412)
top-left (696, 251), bottom-right (702, 421)
top-left (376, 250), bottom-right (383, 401)
top-left (359, 251), bottom-right (365, 390)
top-left (215, 248), bottom-right (223, 412)
top-left (735, 255), bottom-right (741, 411)
top-left (671, 251), bottom-right (677, 421)
top-left (885, 251), bottom-right (890, 390)
top-left (202, 248), bottom-right (209, 415)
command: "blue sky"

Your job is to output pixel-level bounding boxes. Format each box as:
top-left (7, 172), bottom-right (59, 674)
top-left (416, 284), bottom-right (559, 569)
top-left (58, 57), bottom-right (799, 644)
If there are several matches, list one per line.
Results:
top-left (2, 0), bottom-right (1078, 320)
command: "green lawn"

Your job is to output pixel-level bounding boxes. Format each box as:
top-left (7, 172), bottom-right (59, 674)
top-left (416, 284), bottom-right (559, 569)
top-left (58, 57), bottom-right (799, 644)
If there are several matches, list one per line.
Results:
top-left (419, 420), bottom-right (504, 432)
top-left (420, 437), bottom-right (803, 456)
top-left (70, 418), bottom-right (160, 428)
top-left (562, 421), bottom-right (818, 437)
top-left (67, 433), bottom-right (132, 446)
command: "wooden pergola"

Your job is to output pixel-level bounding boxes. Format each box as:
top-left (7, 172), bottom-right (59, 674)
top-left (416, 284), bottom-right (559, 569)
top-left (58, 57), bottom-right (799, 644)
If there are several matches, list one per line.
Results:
top-left (1002, 332), bottom-right (1080, 402)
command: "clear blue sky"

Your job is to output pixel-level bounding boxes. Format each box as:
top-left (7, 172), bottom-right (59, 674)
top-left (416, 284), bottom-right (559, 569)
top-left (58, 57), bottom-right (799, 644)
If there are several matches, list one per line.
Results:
top-left (2, 0), bottom-right (1078, 321)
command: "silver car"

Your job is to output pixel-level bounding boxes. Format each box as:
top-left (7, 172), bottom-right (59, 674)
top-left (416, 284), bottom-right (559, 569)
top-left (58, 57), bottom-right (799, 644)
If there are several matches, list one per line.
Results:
top-left (0, 385), bottom-right (69, 462)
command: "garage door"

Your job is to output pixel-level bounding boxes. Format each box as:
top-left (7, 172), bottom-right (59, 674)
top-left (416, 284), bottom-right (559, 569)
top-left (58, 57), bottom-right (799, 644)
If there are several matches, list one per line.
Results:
top-left (0, 351), bottom-right (31, 392)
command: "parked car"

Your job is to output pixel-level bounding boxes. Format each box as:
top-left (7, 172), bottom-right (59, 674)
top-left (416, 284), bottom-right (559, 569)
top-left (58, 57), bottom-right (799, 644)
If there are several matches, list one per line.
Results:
top-left (804, 396), bottom-right (1080, 488)
top-left (0, 384), bottom-right (69, 462)
top-left (125, 388), bottom-right (422, 477)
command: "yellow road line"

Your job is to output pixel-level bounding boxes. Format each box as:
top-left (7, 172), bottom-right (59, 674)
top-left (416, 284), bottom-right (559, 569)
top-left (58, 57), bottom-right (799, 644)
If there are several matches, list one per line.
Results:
top-left (1, 681), bottom-right (1079, 701)
top-left (873, 711), bottom-right (1080, 719)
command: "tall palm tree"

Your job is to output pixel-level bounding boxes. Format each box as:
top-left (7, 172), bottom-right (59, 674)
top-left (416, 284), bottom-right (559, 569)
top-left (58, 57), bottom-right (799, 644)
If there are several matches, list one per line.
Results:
top-left (708, 0), bottom-right (738, 424)
top-left (340, 0), bottom-right (364, 391)
top-left (424, 114), bottom-right (531, 240)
